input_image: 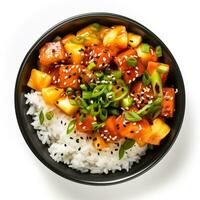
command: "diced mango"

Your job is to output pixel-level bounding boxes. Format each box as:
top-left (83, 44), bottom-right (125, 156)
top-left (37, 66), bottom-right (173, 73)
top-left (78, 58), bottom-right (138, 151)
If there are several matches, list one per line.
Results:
top-left (103, 26), bottom-right (128, 50)
top-left (136, 44), bottom-right (158, 65)
top-left (27, 69), bottom-right (52, 91)
top-left (93, 133), bottom-right (108, 150)
top-left (56, 97), bottom-right (79, 116)
top-left (41, 86), bottom-right (64, 105)
top-left (128, 33), bottom-right (142, 48)
top-left (64, 42), bottom-right (85, 64)
top-left (143, 118), bottom-right (171, 145)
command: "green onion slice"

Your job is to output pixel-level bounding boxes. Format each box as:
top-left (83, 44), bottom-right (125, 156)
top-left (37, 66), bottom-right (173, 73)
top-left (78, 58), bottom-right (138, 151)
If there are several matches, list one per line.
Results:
top-left (142, 71), bottom-right (151, 86)
top-left (94, 71), bottom-right (104, 78)
top-left (112, 79), bottom-right (128, 101)
top-left (119, 138), bottom-right (135, 159)
top-left (155, 45), bottom-right (162, 57)
top-left (39, 111), bottom-right (44, 125)
top-left (126, 57), bottom-right (137, 67)
top-left (121, 96), bottom-right (133, 108)
top-left (53, 36), bottom-right (62, 42)
top-left (92, 122), bottom-right (105, 130)
top-left (87, 62), bottom-right (96, 70)
top-left (157, 65), bottom-right (169, 73)
top-left (113, 70), bottom-right (123, 79)
top-left (69, 99), bottom-right (78, 106)
top-left (82, 91), bottom-right (92, 99)
top-left (92, 85), bottom-right (107, 98)
top-left (66, 87), bottom-right (74, 95)
top-left (124, 111), bottom-right (142, 122)
top-left (140, 43), bottom-right (150, 53)
top-left (108, 108), bottom-right (120, 116)
top-left (67, 119), bottom-right (76, 135)
top-left (151, 70), bottom-right (163, 97)
top-left (45, 111), bottom-right (54, 120)
top-left (80, 84), bottom-right (88, 91)
top-left (99, 108), bottom-right (108, 121)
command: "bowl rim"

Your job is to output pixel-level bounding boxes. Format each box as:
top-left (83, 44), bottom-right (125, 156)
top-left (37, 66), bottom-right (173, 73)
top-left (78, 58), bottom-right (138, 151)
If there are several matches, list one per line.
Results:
top-left (14, 12), bottom-right (185, 185)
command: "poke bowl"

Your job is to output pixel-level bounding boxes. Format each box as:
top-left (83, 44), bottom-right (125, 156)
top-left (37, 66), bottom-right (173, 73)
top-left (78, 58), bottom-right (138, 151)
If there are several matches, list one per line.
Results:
top-left (15, 13), bottom-right (185, 185)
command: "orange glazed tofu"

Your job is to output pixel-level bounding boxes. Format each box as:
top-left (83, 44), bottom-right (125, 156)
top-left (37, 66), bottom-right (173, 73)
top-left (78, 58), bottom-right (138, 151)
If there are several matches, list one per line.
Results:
top-left (39, 41), bottom-right (66, 66)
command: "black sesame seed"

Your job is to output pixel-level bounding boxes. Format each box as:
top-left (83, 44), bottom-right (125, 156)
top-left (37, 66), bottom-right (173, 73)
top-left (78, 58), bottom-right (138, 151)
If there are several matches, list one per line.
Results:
top-left (70, 137), bottom-right (73, 139)
top-left (61, 120), bottom-right (63, 124)
top-left (78, 147), bottom-right (81, 151)
top-left (93, 137), bottom-right (97, 141)
top-left (72, 72), bottom-right (76, 76)
top-left (61, 153), bottom-right (63, 156)
top-left (89, 136), bottom-right (92, 140)
top-left (64, 144), bottom-right (67, 147)
top-left (98, 152), bottom-right (100, 156)
top-left (54, 153), bottom-right (57, 156)
top-left (97, 143), bottom-right (100, 147)
top-left (111, 151), bottom-right (113, 155)
top-left (68, 75), bottom-right (72, 78)
top-left (80, 137), bottom-right (83, 140)
top-left (115, 149), bottom-right (118, 151)
top-left (76, 139), bottom-right (79, 143)
top-left (130, 130), bottom-right (134, 133)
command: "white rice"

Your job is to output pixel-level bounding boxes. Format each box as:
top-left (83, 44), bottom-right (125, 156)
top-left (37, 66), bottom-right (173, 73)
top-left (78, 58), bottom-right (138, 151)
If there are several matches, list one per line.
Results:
top-left (25, 91), bottom-right (147, 174)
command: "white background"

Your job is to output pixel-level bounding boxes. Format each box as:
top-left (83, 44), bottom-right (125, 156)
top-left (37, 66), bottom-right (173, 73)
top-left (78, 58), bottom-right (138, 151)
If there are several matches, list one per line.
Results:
top-left (0, 0), bottom-right (199, 199)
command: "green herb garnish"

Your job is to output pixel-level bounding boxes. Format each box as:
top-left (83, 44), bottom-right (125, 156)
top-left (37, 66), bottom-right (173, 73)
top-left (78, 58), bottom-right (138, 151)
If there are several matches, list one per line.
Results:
top-left (45, 111), bottom-right (54, 120)
top-left (155, 45), bottom-right (162, 57)
top-left (151, 70), bottom-right (162, 97)
top-left (121, 96), bottom-right (133, 108)
top-left (157, 65), bottom-right (169, 73)
top-left (87, 62), bottom-right (96, 70)
top-left (140, 43), bottom-right (150, 53)
top-left (142, 71), bottom-right (151, 86)
top-left (69, 99), bottom-right (78, 106)
top-left (53, 36), bottom-right (62, 42)
top-left (124, 111), bottom-right (142, 122)
top-left (66, 87), bottom-right (74, 95)
top-left (126, 57), bottom-right (137, 67)
top-left (119, 139), bottom-right (135, 159)
top-left (113, 70), bottom-right (123, 79)
top-left (67, 119), bottom-right (76, 135)
top-left (92, 122), bottom-right (105, 130)
top-left (39, 111), bottom-right (44, 125)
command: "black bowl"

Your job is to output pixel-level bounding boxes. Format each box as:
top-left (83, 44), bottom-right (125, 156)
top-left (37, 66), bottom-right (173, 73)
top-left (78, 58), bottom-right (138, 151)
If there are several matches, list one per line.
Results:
top-left (15, 12), bottom-right (185, 185)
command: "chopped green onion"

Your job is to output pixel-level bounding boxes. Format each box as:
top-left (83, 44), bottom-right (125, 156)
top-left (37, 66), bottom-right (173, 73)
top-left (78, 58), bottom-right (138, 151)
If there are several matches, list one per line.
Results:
top-left (94, 71), bottom-right (104, 78)
top-left (99, 108), bottom-right (108, 121)
top-left (79, 113), bottom-right (86, 122)
top-left (39, 111), bottom-right (44, 125)
top-left (113, 70), bottom-right (123, 79)
top-left (87, 62), bottom-right (96, 70)
top-left (126, 57), bottom-right (137, 67)
top-left (69, 99), bottom-right (78, 106)
top-left (112, 79), bottom-right (129, 101)
top-left (67, 119), bottom-right (76, 135)
top-left (137, 97), bottom-right (162, 116)
top-left (92, 85), bottom-right (107, 98)
top-left (151, 70), bottom-right (163, 97)
top-left (121, 96), bottom-right (133, 108)
top-left (108, 108), bottom-right (120, 116)
top-left (124, 111), bottom-right (142, 122)
top-left (123, 139), bottom-right (135, 150)
top-left (66, 87), bottom-right (74, 95)
top-left (75, 35), bottom-right (87, 43)
top-left (80, 84), bottom-right (88, 91)
top-left (91, 23), bottom-right (101, 31)
top-left (92, 122), bottom-right (105, 130)
top-left (82, 91), bottom-right (92, 99)
top-left (110, 101), bottom-right (120, 108)
top-left (119, 138), bottom-right (135, 159)
top-left (119, 146), bottom-right (125, 160)
top-left (45, 111), bottom-right (54, 120)
top-left (155, 45), bottom-right (162, 57)
top-left (142, 71), bottom-right (151, 86)
top-left (157, 65), bottom-right (169, 73)
top-left (106, 91), bottom-right (115, 101)
top-left (53, 36), bottom-right (62, 42)
top-left (140, 43), bottom-right (150, 53)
